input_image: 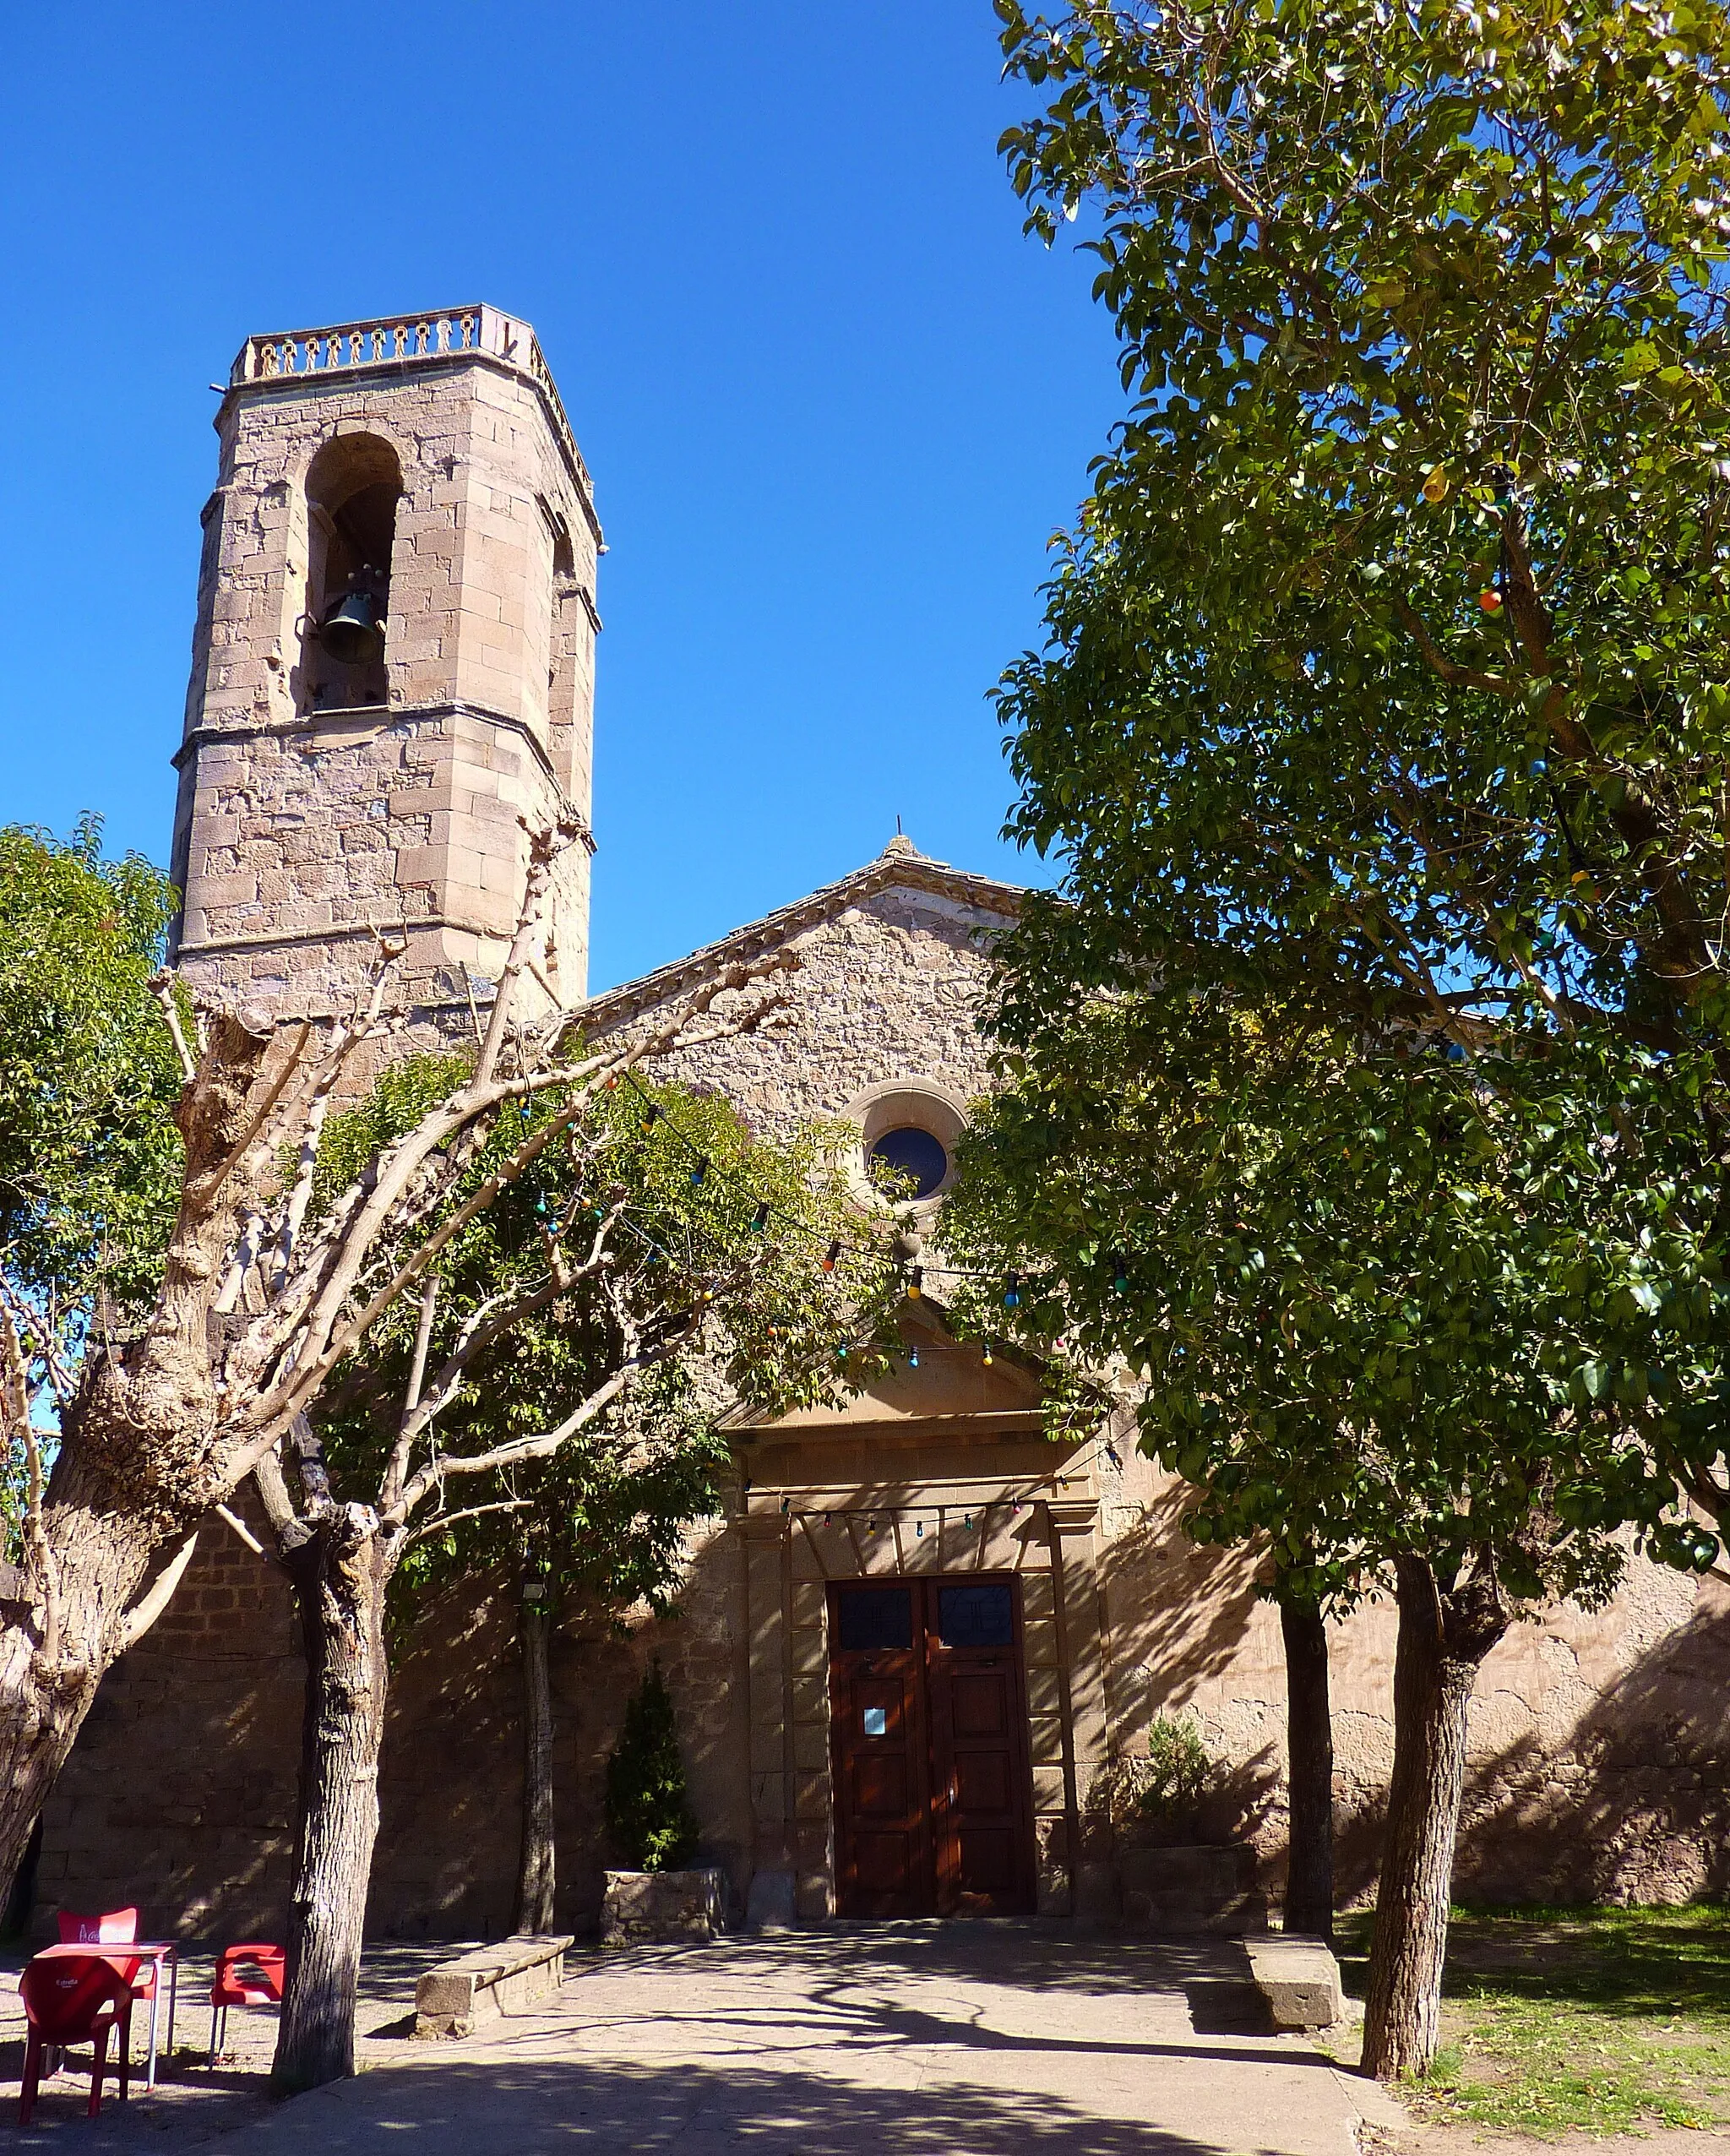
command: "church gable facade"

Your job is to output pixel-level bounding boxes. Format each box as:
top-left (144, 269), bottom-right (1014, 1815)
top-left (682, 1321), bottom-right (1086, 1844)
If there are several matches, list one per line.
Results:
top-left (30, 309), bottom-right (1730, 1942)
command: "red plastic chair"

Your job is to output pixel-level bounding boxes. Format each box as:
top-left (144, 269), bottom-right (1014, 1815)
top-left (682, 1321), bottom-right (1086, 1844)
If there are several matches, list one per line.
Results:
top-left (19, 1956), bottom-right (133, 2123)
top-left (57, 1906), bottom-right (156, 2013)
top-left (208, 1944), bottom-right (285, 2066)
top-left (57, 1906), bottom-right (139, 1945)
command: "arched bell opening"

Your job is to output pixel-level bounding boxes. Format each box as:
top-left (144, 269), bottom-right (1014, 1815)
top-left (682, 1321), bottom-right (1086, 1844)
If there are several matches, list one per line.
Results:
top-left (299, 433), bottom-right (403, 713)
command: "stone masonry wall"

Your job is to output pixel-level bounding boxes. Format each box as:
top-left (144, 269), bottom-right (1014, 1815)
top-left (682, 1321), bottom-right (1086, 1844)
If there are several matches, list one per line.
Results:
top-left (597, 878), bottom-right (1008, 1139)
top-left (1096, 1440), bottom-right (1730, 1909)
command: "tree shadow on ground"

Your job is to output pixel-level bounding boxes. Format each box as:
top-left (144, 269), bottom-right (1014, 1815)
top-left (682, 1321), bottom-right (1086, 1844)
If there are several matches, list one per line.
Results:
top-left (232, 2050), bottom-right (1343, 2156)
top-left (1332, 1902), bottom-right (1730, 2028)
top-left (573, 1920), bottom-right (1265, 2000)
top-left (1438, 1905), bottom-right (1730, 2020)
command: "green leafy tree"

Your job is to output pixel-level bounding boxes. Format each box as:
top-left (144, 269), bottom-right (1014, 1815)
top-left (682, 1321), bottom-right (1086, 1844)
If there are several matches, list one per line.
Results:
top-left (605, 1660), bottom-right (700, 1872)
top-left (266, 1055), bottom-right (893, 2087)
top-left (0, 814), bottom-right (861, 2097)
top-left (979, 0), bottom-right (1730, 2076)
top-left (0, 819), bottom-right (188, 1861)
top-left (945, 1004), bottom-right (1715, 2072)
top-left (0, 819), bottom-right (184, 1540)
top-left (0, 817), bottom-right (182, 1310)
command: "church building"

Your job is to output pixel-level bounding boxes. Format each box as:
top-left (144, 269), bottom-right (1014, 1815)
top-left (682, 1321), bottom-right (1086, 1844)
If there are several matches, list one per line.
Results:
top-left (37, 309), bottom-right (1730, 1938)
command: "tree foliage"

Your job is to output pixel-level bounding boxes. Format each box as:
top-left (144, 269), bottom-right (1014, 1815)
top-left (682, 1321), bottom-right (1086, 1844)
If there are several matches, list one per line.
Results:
top-left (604, 1660), bottom-right (699, 1873)
top-left (946, 1004), bottom-right (1719, 1599)
top-left (995, 0), bottom-right (1730, 1077)
top-left (982, 0), bottom-right (1730, 1536)
top-left (308, 1064), bottom-right (892, 1630)
top-left (0, 818), bottom-right (183, 1332)
top-left (974, 0), bottom-right (1730, 2077)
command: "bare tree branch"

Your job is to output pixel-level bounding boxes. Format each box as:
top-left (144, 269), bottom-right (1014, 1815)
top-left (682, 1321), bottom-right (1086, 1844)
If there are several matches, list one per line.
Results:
top-left (148, 969), bottom-right (198, 1082)
top-left (247, 949), bottom-right (795, 1446)
top-left (0, 1277), bottom-right (77, 1411)
top-left (214, 1503), bottom-right (269, 1558)
top-left (3, 1306), bottom-right (60, 1663)
top-left (402, 1498), bottom-right (533, 1550)
top-left (112, 1532), bottom-right (200, 1655)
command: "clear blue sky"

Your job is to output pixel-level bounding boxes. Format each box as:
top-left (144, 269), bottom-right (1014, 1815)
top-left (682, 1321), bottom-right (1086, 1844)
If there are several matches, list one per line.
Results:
top-left (0, 3), bottom-right (1119, 993)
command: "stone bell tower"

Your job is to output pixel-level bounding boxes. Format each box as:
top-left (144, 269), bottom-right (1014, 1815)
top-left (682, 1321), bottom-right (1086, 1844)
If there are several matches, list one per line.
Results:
top-left (168, 304), bottom-right (600, 1015)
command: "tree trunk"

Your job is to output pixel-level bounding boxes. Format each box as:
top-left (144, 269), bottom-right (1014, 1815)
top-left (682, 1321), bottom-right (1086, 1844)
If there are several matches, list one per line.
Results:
top-left (513, 1596), bottom-right (557, 1934)
top-left (0, 1487), bottom-right (193, 1908)
top-left (271, 1504), bottom-right (396, 2093)
top-left (1361, 1552), bottom-right (1510, 2080)
top-left (1279, 1592), bottom-right (1334, 1942)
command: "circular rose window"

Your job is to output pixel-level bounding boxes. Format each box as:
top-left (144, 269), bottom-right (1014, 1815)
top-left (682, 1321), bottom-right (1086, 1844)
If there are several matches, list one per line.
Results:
top-left (868, 1125), bottom-right (950, 1200)
top-left (841, 1081), bottom-right (968, 1214)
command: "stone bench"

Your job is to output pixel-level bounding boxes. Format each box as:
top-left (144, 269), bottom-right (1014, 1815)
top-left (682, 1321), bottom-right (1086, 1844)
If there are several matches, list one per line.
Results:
top-left (1245, 1932), bottom-right (1346, 2029)
top-left (414, 1933), bottom-right (573, 2037)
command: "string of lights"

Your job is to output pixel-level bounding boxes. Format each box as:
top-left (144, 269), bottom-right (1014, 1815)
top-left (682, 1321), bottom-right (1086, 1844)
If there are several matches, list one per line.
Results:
top-left (534, 1079), bottom-right (1140, 1478)
top-left (601, 1066), bottom-right (1133, 1318)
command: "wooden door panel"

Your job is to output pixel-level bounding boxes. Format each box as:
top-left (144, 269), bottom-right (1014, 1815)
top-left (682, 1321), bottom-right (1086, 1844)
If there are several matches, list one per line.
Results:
top-left (855, 1831), bottom-right (920, 1895)
top-left (830, 1574), bottom-right (1034, 1920)
top-left (851, 1754), bottom-right (911, 1814)
top-left (926, 1580), bottom-right (1036, 1917)
top-left (955, 1751), bottom-right (1012, 1811)
top-left (950, 1673), bottom-right (1010, 1736)
top-left (830, 1585), bottom-right (931, 1918)
top-left (955, 1825), bottom-right (1018, 1897)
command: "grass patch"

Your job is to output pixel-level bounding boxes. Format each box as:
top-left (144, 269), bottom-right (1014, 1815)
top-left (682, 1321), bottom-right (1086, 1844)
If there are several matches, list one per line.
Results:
top-left (1335, 1902), bottom-right (1730, 2138)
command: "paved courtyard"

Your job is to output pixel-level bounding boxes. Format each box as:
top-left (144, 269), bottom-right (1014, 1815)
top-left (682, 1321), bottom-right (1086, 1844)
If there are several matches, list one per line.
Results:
top-left (1, 1925), bottom-right (1398, 2154)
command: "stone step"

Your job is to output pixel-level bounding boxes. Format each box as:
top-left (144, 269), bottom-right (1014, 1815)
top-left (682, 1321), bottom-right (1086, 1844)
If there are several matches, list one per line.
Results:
top-left (1245, 1932), bottom-right (1347, 2029)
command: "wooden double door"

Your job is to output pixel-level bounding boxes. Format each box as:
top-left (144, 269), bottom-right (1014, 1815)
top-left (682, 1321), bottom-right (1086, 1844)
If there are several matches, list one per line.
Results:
top-left (829, 1575), bottom-right (1036, 1919)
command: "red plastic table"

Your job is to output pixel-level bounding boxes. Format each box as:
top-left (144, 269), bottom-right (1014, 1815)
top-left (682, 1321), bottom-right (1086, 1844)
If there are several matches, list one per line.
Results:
top-left (29, 1942), bottom-right (178, 2088)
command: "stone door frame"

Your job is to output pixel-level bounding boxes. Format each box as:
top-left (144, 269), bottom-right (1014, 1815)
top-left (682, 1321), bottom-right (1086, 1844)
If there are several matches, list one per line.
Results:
top-left (741, 1489), bottom-right (1103, 1919)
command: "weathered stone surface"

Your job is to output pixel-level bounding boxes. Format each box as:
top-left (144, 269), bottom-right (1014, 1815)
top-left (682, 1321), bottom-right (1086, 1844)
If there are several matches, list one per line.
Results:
top-left (1245, 1934), bottom-right (1345, 2029)
top-left (169, 307), bottom-right (596, 1015)
top-left (746, 1866), bottom-right (797, 1932)
top-left (1119, 1845), bottom-right (1267, 1936)
top-left (414, 1932), bottom-right (571, 2036)
top-left (601, 1868), bottom-right (726, 1946)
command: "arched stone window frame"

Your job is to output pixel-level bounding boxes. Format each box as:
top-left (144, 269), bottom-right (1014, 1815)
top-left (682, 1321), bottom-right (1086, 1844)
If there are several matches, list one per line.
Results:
top-left (293, 429), bottom-right (405, 716)
top-left (840, 1076), bottom-right (971, 1222)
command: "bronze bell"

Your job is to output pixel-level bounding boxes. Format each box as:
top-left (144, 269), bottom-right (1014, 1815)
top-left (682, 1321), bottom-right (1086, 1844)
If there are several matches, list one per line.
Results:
top-left (318, 583), bottom-right (384, 665)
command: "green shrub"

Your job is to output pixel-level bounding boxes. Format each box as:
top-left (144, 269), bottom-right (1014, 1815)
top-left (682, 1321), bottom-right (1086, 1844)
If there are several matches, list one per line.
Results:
top-left (1094, 1712), bottom-right (1215, 1829)
top-left (604, 1660), bottom-right (699, 1872)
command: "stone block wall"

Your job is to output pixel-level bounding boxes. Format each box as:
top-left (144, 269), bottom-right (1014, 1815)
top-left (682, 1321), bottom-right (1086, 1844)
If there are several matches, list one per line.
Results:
top-left (39, 852), bottom-right (1730, 1936)
top-left (1095, 1439), bottom-right (1730, 1910)
top-left (587, 874), bottom-right (1010, 1142)
top-left (41, 1470), bottom-right (1730, 1943)
top-left (39, 1505), bottom-right (302, 1942)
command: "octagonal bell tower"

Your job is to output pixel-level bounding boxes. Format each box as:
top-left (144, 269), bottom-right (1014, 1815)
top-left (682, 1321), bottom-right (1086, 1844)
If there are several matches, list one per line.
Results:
top-left (168, 305), bottom-right (600, 1015)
